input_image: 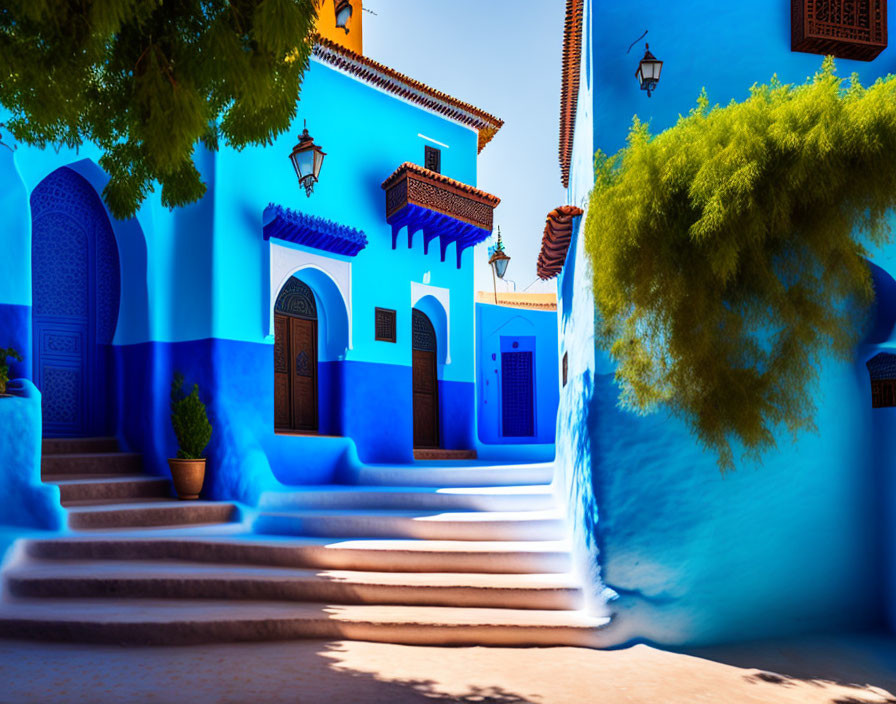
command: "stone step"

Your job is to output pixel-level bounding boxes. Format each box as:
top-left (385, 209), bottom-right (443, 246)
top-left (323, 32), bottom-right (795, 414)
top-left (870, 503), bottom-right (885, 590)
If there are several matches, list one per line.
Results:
top-left (41, 452), bottom-right (143, 479)
top-left (413, 449), bottom-right (478, 461)
top-left (42, 437), bottom-right (119, 455)
top-left (258, 485), bottom-right (556, 513)
top-left (5, 561), bottom-right (583, 610)
top-left (25, 536), bottom-right (573, 574)
top-left (351, 462), bottom-right (554, 488)
top-left (46, 476), bottom-right (173, 504)
top-left (66, 501), bottom-right (238, 531)
top-left (0, 598), bottom-right (611, 647)
top-left (253, 509), bottom-right (566, 542)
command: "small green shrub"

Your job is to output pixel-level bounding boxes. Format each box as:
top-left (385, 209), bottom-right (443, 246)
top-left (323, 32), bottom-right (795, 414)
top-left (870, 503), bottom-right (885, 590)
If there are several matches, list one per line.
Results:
top-left (170, 373), bottom-right (212, 460)
top-left (0, 347), bottom-right (23, 394)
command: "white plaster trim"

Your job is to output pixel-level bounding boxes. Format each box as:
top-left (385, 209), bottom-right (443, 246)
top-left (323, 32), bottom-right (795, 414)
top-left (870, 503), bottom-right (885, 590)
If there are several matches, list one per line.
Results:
top-left (268, 240), bottom-right (353, 351)
top-left (417, 134), bottom-right (450, 149)
top-left (411, 281), bottom-right (451, 365)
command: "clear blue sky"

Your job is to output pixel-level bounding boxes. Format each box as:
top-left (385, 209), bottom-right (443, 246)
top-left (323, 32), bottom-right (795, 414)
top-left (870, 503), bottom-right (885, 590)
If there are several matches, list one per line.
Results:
top-left (363, 0), bottom-right (567, 292)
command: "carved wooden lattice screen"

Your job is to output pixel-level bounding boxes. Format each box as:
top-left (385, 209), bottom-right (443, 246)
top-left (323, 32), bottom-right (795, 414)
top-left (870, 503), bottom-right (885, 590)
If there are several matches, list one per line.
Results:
top-left (375, 308), bottom-right (397, 342)
top-left (792, 0), bottom-right (887, 61)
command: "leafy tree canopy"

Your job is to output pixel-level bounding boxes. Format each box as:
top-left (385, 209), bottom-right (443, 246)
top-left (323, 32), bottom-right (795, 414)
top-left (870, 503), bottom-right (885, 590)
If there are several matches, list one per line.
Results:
top-left (0, 0), bottom-right (318, 218)
top-left (586, 58), bottom-right (896, 470)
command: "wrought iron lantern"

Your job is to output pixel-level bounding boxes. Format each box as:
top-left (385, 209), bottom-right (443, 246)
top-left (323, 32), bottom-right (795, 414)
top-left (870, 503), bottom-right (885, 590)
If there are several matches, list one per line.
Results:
top-left (335, 0), bottom-right (353, 32)
top-left (635, 44), bottom-right (663, 97)
top-left (488, 227), bottom-right (511, 279)
top-left (488, 227), bottom-right (511, 304)
top-left (289, 121), bottom-right (326, 197)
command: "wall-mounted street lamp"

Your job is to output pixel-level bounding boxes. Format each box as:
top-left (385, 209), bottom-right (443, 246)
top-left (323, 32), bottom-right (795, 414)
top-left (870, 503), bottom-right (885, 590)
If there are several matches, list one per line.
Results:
top-left (289, 121), bottom-right (326, 197)
top-left (335, 0), bottom-right (353, 32)
top-left (636, 43), bottom-right (663, 97)
top-left (488, 227), bottom-right (511, 304)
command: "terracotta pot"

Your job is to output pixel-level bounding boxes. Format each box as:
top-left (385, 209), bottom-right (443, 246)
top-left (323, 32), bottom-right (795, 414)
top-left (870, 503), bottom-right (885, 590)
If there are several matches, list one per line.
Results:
top-left (167, 458), bottom-right (206, 500)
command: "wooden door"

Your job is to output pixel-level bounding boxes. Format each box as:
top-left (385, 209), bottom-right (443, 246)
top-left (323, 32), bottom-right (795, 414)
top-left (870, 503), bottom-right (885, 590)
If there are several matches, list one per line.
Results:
top-left (273, 277), bottom-right (318, 432)
top-left (290, 317), bottom-right (318, 430)
top-left (412, 309), bottom-right (439, 448)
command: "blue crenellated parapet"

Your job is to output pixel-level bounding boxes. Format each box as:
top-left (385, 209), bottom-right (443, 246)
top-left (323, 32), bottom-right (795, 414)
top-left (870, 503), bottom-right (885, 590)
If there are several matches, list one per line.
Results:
top-left (263, 204), bottom-right (368, 256)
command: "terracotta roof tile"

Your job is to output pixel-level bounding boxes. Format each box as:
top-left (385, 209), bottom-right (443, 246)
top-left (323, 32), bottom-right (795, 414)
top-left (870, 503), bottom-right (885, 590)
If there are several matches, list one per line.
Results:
top-left (537, 205), bottom-right (583, 280)
top-left (475, 291), bottom-right (558, 311)
top-left (381, 162), bottom-right (501, 206)
top-left (312, 35), bottom-right (504, 152)
top-left (559, 0), bottom-right (584, 188)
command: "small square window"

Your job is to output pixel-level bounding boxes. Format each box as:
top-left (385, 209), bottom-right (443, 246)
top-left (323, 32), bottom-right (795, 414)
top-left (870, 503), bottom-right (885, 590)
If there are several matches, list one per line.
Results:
top-left (424, 145), bottom-right (441, 174)
top-left (375, 308), bottom-right (397, 343)
top-left (562, 352), bottom-right (568, 387)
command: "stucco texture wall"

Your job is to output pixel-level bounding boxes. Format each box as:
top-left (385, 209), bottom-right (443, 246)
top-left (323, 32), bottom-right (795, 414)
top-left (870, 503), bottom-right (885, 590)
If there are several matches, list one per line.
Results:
top-left (553, 0), bottom-right (896, 647)
top-left (0, 381), bottom-right (64, 530)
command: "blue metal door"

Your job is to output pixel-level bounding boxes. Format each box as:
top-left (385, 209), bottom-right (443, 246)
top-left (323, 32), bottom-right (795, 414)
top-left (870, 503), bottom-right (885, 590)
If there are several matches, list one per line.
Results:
top-left (31, 168), bottom-right (120, 437)
top-left (501, 336), bottom-right (535, 438)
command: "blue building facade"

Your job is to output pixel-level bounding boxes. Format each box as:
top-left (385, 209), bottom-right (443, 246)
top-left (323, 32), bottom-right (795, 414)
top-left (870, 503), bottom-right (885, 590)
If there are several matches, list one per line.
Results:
top-left (547, 0), bottom-right (896, 646)
top-left (0, 17), bottom-right (516, 506)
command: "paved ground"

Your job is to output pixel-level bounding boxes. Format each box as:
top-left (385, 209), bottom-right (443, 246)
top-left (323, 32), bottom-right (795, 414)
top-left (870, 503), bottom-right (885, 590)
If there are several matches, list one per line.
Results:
top-left (1, 632), bottom-right (895, 703)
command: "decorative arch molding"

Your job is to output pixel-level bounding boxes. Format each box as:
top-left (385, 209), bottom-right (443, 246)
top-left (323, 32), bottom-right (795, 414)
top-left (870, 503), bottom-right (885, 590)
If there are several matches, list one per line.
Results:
top-left (22, 157), bottom-right (151, 345)
top-left (411, 282), bottom-right (450, 365)
top-left (268, 241), bottom-right (352, 354)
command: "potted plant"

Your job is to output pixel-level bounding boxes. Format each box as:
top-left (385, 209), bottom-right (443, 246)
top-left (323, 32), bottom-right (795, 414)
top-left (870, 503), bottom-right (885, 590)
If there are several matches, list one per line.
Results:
top-left (168, 372), bottom-right (212, 500)
top-left (0, 347), bottom-right (23, 397)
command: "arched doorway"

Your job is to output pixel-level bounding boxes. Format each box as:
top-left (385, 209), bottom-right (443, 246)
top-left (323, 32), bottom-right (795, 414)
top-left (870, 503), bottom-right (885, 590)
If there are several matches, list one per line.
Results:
top-left (274, 276), bottom-right (318, 431)
top-left (412, 309), bottom-right (439, 448)
top-left (31, 167), bottom-right (120, 437)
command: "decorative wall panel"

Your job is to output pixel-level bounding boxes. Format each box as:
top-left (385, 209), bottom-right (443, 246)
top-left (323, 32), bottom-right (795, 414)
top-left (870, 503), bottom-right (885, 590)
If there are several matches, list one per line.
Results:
top-left (501, 350), bottom-right (535, 437)
top-left (412, 309), bottom-right (437, 352)
top-left (792, 0), bottom-right (887, 60)
top-left (30, 166), bottom-right (120, 437)
top-left (375, 308), bottom-right (397, 342)
top-left (867, 352), bottom-right (896, 407)
top-left (274, 277), bottom-right (318, 320)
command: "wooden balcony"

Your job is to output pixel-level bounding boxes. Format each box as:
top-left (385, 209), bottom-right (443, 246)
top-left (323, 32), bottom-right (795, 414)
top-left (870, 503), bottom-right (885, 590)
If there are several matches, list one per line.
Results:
top-left (382, 163), bottom-right (501, 268)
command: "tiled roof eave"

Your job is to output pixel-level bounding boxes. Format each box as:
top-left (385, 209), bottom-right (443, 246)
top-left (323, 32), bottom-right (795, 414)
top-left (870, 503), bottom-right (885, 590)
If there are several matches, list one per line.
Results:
top-left (312, 35), bottom-right (503, 152)
top-left (381, 163), bottom-right (501, 206)
top-left (558, 0), bottom-right (584, 188)
top-left (537, 205), bottom-right (583, 279)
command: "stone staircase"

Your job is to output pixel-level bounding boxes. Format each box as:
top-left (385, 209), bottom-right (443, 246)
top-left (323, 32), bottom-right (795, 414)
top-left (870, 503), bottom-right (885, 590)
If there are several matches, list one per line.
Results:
top-left (0, 454), bottom-right (609, 647)
top-left (41, 437), bottom-right (237, 530)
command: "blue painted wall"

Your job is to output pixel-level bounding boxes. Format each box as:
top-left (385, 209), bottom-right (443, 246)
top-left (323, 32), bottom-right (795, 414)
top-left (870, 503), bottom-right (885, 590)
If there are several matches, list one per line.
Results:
top-left (0, 51), bottom-right (488, 502)
top-left (476, 302), bottom-right (559, 446)
top-left (553, 0), bottom-right (896, 646)
top-left (0, 380), bottom-right (64, 530)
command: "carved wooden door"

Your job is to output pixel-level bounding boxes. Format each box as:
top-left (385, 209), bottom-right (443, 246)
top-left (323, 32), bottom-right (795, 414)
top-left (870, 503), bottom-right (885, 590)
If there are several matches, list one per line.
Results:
top-left (31, 167), bottom-right (120, 438)
top-left (273, 277), bottom-right (318, 432)
top-left (274, 314), bottom-right (291, 429)
top-left (412, 310), bottom-right (439, 448)
top-left (290, 317), bottom-right (318, 430)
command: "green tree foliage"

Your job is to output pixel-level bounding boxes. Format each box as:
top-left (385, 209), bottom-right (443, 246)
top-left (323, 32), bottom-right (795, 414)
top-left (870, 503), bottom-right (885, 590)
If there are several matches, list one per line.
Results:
top-left (586, 58), bottom-right (896, 470)
top-left (170, 373), bottom-right (212, 460)
top-left (0, 0), bottom-right (318, 218)
top-left (0, 347), bottom-right (23, 394)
